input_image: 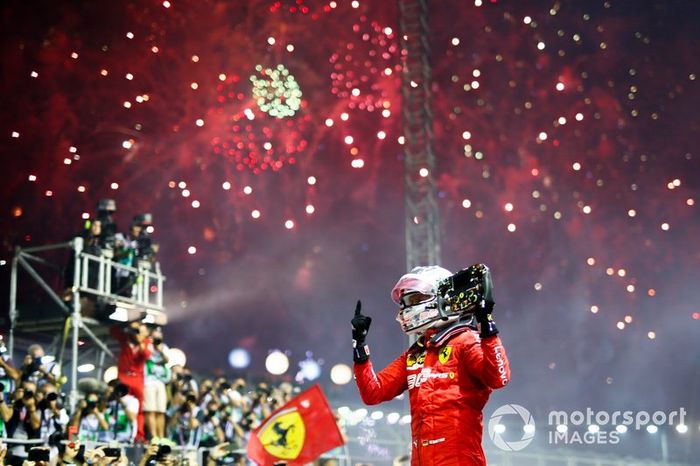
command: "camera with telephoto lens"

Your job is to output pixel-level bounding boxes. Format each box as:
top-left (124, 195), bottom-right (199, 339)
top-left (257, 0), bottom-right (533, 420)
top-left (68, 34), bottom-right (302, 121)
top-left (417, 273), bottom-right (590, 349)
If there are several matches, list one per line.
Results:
top-left (109, 383), bottom-right (130, 401)
top-left (83, 400), bottom-right (98, 415)
top-left (436, 263), bottom-right (494, 318)
top-left (155, 444), bottom-right (171, 460)
top-left (38, 391), bottom-right (62, 410)
top-left (28, 448), bottom-right (50, 462)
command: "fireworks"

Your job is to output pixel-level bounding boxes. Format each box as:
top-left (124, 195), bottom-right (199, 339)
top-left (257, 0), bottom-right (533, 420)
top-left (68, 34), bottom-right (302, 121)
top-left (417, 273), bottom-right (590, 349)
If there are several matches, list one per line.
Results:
top-left (0, 1), bottom-right (698, 423)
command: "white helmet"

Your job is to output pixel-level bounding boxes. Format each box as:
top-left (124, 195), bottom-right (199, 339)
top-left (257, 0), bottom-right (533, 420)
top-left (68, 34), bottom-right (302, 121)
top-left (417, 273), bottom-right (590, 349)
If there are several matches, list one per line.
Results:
top-left (391, 266), bottom-right (455, 335)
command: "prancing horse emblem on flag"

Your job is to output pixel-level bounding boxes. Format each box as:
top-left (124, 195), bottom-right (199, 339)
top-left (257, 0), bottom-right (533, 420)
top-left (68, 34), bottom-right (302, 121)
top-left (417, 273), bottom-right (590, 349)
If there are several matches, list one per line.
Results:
top-left (439, 346), bottom-right (453, 364)
top-left (258, 408), bottom-right (306, 460)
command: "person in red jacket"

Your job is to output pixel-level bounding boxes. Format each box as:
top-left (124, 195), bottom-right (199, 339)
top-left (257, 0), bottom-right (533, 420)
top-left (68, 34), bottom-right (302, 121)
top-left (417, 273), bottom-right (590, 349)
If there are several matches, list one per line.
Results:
top-left (111, 320), bottom-right (151, 442)
top-left (352, 265), bottom-right (510, 466)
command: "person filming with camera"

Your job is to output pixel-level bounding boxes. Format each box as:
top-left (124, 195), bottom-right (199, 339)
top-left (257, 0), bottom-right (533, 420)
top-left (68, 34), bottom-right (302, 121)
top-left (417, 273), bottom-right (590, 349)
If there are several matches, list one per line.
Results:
top-left (99, 380), bottom-right (138, 443)
top-left (352, 264), bottom-right (511, 466)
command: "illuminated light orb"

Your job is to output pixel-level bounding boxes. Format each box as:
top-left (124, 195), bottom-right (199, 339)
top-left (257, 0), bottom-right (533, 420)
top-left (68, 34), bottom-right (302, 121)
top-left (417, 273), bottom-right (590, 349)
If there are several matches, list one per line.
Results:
top-left (307, 176), bottom-right (317, 185)
top-left (507, 223), bottom-right (517, 232)
top-left (250, 64), bottom-right (303, 118)
top-left (284, 219), bottom-right (295, 229)
top-left (330, 363), bottom-right (353, 385)
top-left (77, 363), bottom-right (95, 373)
top-left (305, 204), bottom-right (315, 214)
top-left (462, 199), bottom-right (471, 208)
top-left (590, 305), bottom-right (599, 313)
top-left (251, 210), bottom-right (261, 219)
top-left (228, 348), bottom-right (251, 369)
top-left (166, 348), bottom-right (187, 368)
top-left (187, 246), bottom-right (197, 254)
top-left (222, 181), bottom-right (231, 190)
top-left (103, 366), bottom-right (118, 383)
top-left (295, 352), bottom-right (322, 383)
top-left (265, 350), bottom-right (289, 375)
top-left (648, 331), bottom-right (656, 339)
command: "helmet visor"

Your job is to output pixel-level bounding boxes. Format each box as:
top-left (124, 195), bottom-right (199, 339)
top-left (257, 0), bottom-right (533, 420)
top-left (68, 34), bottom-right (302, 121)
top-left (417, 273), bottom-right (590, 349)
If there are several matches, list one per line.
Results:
top-left (398, 292), bottom-right (434, 309)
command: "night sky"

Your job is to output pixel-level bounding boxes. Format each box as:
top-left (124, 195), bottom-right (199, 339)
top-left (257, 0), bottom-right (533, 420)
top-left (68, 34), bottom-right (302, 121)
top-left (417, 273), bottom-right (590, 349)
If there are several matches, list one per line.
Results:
top-left (1, 0), bottom-right (699, 454)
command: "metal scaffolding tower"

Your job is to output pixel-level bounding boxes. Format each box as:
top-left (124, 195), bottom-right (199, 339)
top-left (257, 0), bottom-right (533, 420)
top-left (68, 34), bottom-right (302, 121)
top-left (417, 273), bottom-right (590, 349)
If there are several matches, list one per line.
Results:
top-left (8, 237), bottom-right (166, 410)
top-left (398, 0), bottom-right (441, 270)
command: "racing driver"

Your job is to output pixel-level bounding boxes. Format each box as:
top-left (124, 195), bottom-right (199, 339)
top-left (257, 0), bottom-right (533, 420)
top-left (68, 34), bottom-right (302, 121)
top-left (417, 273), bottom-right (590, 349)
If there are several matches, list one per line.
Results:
top-left (352, 265), bottom-right (510, 466)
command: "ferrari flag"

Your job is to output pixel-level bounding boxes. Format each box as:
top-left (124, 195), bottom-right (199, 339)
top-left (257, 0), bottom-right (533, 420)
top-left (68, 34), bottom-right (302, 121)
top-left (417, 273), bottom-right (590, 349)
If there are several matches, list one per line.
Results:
top-left (246, 384), bottom-right (345, 466)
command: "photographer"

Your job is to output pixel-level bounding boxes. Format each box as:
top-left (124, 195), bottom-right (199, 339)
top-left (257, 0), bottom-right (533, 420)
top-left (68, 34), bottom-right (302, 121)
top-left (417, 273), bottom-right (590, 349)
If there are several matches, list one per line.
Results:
top-left (19, 345), bottom-right (59, 388)
top-left (99, 381), bottom-right (138, 443)
top-left (110, 320), bottom-right (150, 441)
top-left (352, 265), bottom-right (511, 466)
top-left (37, 387), bottom-right (69, 452)
top-left (169, 366), bottom-right (197, 399)
top-left (144, 327), bottom-right (169, 440)
top-left (167, 392), bottom-right (200, 448)
top-left (197, 400), bottom-right (225, 448)
top-left (70, 393), bottom-right (108, 442)
top-left (206, 442), bottom-right (244, 466)
top-left (138, 443), bottom-right (172, 466)
top-left (83, 446), bottom-right (126, 466)
top-left (0, 337), bottom-right (19, 395)
top-left (0, 384), bottom-right (13, 438)
top-left (94, 199), bottom-right (118, 250)
top-left (6, 383), bottom-right (41, 463)
top-left (113, 221), bottom-right (139, 298)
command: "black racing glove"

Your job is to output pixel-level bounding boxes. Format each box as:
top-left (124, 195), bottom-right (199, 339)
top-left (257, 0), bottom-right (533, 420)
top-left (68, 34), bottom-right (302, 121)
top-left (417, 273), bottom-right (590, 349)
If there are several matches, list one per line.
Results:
top-left (475, 301), bottom-right (498, 338)
top-left (351, 300), bottom-right (372, 363)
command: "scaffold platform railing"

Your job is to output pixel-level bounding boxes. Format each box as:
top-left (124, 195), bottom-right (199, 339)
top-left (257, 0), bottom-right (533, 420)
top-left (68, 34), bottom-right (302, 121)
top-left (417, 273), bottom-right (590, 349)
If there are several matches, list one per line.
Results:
top-left (8, 236), bottom-right (167, 411)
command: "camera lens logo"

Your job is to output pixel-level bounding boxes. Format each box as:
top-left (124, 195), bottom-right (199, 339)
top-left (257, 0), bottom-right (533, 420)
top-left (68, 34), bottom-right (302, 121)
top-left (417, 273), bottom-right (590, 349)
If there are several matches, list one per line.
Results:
top-left (488, 404), bottom-right (535, 451)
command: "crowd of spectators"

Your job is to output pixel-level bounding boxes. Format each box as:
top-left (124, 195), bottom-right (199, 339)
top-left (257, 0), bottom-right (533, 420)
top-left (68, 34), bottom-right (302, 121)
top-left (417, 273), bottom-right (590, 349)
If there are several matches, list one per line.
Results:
top-left (0, 199), bottom-right (326, 465)
top-left (0, 329), bottom-right (302, 466)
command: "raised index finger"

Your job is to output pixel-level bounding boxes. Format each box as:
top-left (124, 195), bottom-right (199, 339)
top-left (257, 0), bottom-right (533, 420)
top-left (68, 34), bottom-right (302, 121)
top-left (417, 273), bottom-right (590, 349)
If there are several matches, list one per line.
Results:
top-left (354, 300), bottom-right (362, 316)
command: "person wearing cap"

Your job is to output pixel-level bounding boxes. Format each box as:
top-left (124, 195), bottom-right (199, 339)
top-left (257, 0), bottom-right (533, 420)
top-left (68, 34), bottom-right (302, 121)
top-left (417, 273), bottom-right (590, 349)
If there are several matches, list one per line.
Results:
top-left (352, 265), bottom-right (511, 466)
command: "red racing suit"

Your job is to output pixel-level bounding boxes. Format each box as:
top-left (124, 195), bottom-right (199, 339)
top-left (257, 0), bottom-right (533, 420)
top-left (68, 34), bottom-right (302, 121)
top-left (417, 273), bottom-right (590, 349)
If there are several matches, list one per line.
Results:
top-left (354, 322), bottom-right (510, 466)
